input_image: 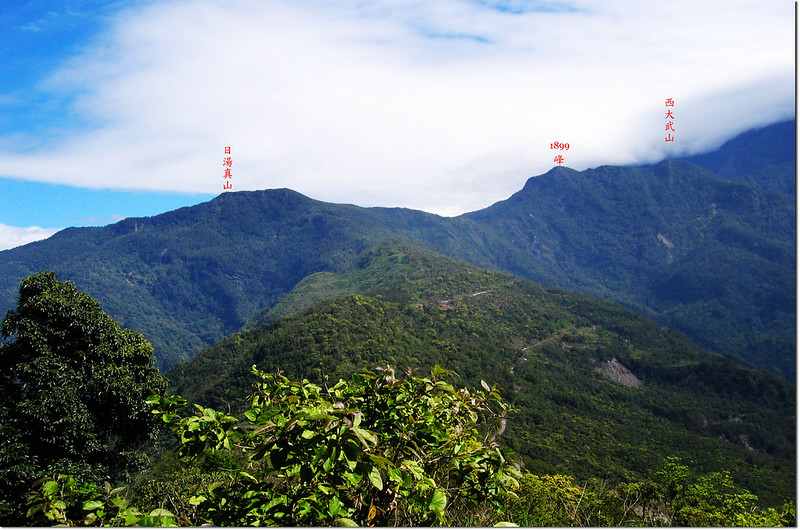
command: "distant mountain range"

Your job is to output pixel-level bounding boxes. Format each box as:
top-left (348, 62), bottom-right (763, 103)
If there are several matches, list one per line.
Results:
top-left (0, 120), bottom-right (794, 378)
top-left (676, 120), bottom-right (795, 196)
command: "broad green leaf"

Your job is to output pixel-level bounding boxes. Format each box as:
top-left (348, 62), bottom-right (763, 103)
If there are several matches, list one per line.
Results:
top-left (342, 471), bottom-right (363, 486)
top-left (82, 500), bottom-right (104, 511)
top-left (342, 440), bottom-right (359, 471)
top-left (402, 459), bottom-right (425, 480)
top-left (432, 364), bottom-right (449, 377)
top-left (188, 495), bottom-right (207, 506)
top-left (388, 466), bottom-right (403, 483)
top-left (367, 453), bottom-right (394, 469)
top-left (262, 495), bottom-right (289, 514)
top-left (237, 470), bottom-right (257, 482)
top-left (419, 477), bottom-right (436, 491)
top-left (149, 508), bottom-right (175, 518)
top-left (337, 517), bottom-right (359, 527)
top-left (295, 499), bottom-right (314, 517)
top-left (426, 488), bottom-right (447, 517)
top-left (328, 495), bottom-right (342, 518)
top-left (207, 481), bottom-right (225, 493)
top-left (42, 480), bottom-right (59, 496)
top-left (368, 467), bottom-right (383, 490)
top-left (494, 522), bottom-right (519, 527)
top-left (395, 468), bottom-right (415, 489)
top-left (306, 411), bottom-right (335, 421)
top-left (137, 515), bottom-right (161, 527)
top-left (301, 429), bottom-right (316, 439)
top-left (351, 425), bottom-right (378, 447)
top-left (123, 511), bottom-right (144, 526)
top-left (110, 486), bottom-right (126, 496)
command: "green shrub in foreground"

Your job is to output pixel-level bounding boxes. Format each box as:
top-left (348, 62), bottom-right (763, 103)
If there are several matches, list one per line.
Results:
top-left (29, 365), bottom-right (520, 526)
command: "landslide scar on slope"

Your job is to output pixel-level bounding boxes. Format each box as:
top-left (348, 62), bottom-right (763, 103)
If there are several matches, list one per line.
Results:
top-left (597, 358), bottom-right (642, 388)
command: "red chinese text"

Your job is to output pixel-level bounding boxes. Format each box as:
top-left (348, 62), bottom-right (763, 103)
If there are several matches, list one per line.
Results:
top-left (665, 99), bottom-right (675, 142)
top-left (223, 146), bottom-right (232, 190)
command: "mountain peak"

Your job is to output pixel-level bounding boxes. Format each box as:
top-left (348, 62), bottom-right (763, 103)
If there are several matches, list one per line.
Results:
top-left (0, 120), bottom-right (792, 379)
top-left (209, 187), bottom-right (320, 210)
top-left (522, 165), bottom-right (579, 190)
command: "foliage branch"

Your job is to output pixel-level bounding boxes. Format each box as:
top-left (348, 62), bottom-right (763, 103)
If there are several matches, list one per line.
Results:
top-left (145, 364), bottom-right (520, 526)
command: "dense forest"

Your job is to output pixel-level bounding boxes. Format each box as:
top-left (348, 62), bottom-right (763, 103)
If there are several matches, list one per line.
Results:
top-left (0, 121), bottom-right (794, 377)
top-left (0, 121), bottom-right (794, 526)
top-left (168, 242), bottom-right (795, 505)
top-left (1, 243), bottom-right (795, 526)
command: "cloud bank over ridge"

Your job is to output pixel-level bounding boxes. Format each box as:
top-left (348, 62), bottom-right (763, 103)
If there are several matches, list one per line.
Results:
top-left (0, 0), bottom-right (794, 225)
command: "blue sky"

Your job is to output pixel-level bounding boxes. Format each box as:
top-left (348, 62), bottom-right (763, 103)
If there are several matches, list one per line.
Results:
top-left (0, 0), bottom-right (795, 250)
top-left (0, 178), bottom-right (212, 227)
top-left (0, 0), bottom-right (213, 247)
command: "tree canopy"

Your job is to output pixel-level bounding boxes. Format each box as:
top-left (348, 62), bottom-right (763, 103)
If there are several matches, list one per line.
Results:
top-left (0, 271), bottom-right (165, 525)
top-left (22, 367), bottom-right (795, 527)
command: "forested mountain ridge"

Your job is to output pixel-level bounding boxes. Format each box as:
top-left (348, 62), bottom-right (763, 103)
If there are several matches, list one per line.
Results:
top-left (0, 120), bottom-right (794, 376)
top-left (166, 241), bottom-right (795, 506)
top-left (675, 120), bottom-right (795, 196)
top-left (463, 158), bottom-right (795, 376)
top-left (0, 189), bottom-right (473, 369)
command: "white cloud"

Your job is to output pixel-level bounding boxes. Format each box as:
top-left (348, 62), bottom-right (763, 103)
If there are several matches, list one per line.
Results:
top-left (0, 224), bottom-right (61, 251)
top-left (0, 0), bottom-right (794, 216)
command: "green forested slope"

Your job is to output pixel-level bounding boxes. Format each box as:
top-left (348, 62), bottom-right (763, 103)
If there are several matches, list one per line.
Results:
top-left (0, 190), bottom-right (479, 369)
top-left (677, 120), bottom-right (795, 196)
top-left (463, 160), bottom-right (795, 376)
top-left (167, 242), bottom-right (795, 506)
top-left (0, 123), bottom-right (793, 377)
